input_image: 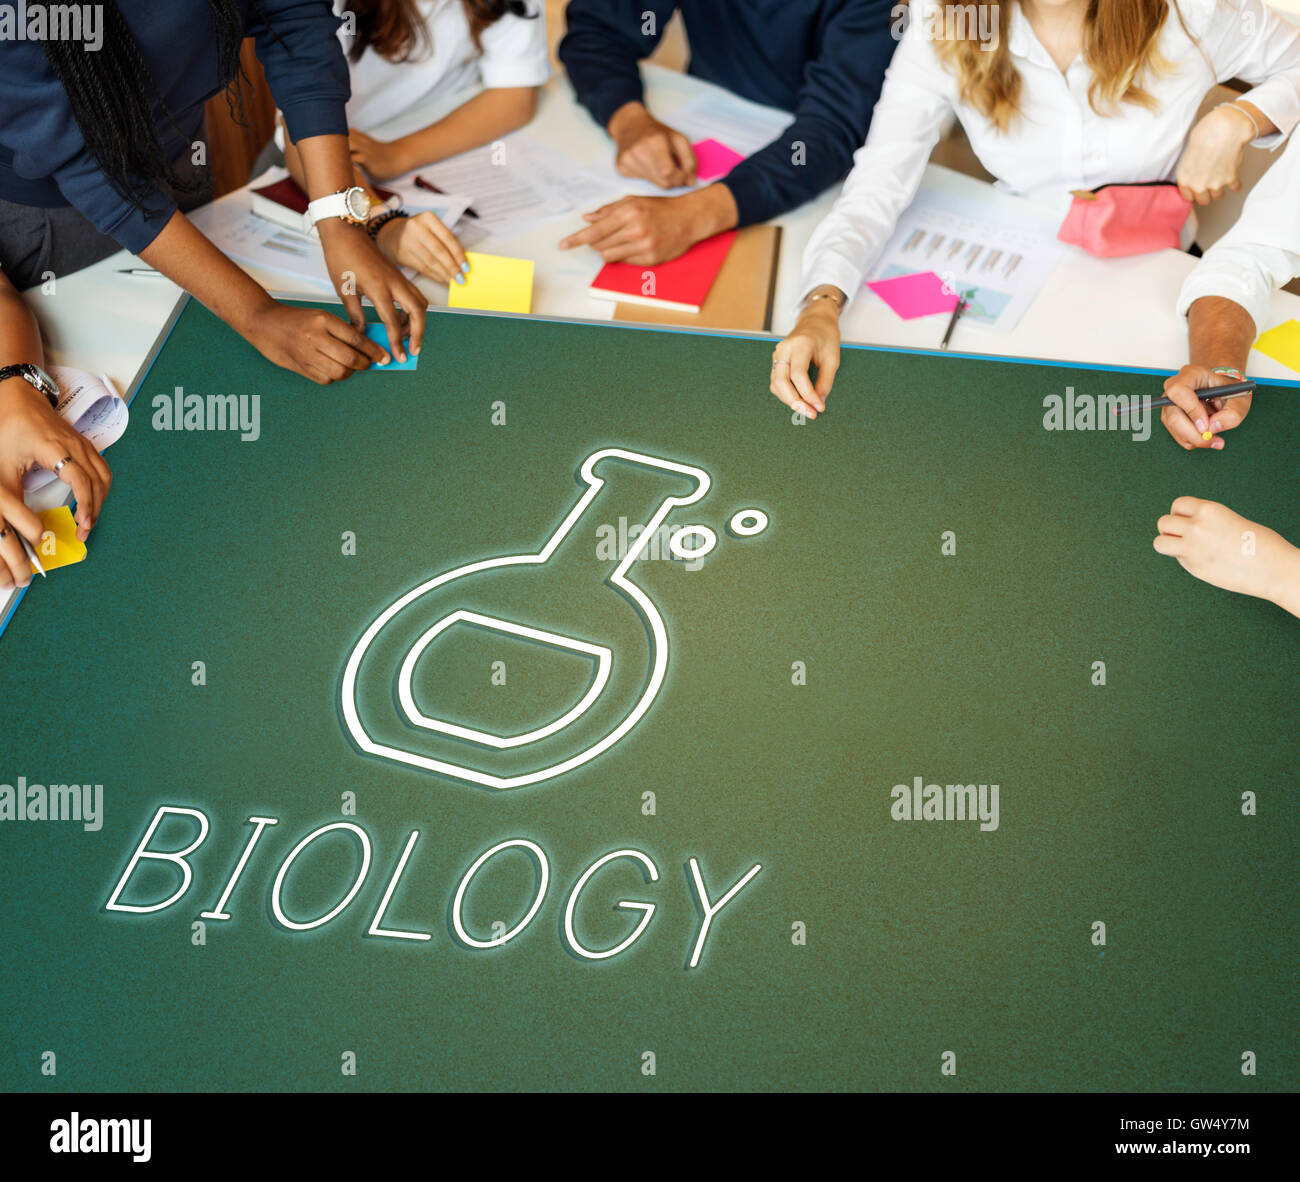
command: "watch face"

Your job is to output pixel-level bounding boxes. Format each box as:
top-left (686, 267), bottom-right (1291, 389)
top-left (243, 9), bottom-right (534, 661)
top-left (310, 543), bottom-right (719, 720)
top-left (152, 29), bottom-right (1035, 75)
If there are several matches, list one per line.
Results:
top-left (345, 188), bottom-right (372, 223)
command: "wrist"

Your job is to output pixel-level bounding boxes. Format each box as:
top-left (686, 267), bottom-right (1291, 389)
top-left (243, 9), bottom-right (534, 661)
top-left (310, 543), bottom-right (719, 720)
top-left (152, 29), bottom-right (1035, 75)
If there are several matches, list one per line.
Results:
top-left (317, 217), bottom-right (370, 248)
top-left (0, 373), bottom-right (49, 415)
top-left (375, 217), bottom-right (405, 257)
top-left (608, 101), bottom-right (650, 145)
top-left (1214, 102), bottom-right (1258, 146)
top-left (386, 135), bottom-right (418, 178)
top-left (798, 300), bottom-right (842, 330)
top-left (685, 184), bottom-right (739, 240)
top-left (799, 286), bottom-right (846, 321)
top-left (229, 289), bottom-right (279, 338)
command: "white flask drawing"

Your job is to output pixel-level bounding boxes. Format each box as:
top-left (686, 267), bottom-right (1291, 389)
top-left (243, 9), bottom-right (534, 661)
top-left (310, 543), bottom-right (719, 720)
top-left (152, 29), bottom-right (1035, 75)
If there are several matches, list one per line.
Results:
top-left (340, 448), bottom-right (766, 790)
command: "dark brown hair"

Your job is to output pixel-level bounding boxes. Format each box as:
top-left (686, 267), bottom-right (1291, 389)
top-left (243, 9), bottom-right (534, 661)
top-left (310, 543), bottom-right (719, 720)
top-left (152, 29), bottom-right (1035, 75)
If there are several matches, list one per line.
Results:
top-left (346, 0), bottom-right (537, 63)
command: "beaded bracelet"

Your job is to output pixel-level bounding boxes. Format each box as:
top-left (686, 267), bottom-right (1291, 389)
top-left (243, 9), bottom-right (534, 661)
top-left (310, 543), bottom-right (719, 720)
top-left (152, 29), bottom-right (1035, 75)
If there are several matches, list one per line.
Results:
top-left (367, 208), bottom-right (409, 240)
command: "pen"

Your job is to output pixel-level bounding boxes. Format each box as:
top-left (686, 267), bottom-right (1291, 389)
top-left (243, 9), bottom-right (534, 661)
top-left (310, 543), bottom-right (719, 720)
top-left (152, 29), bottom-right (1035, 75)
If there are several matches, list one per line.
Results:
top-left (413, 175), bottom-right (480, 220)
top-left (118, 268), bottom-right (169, 277)
top-left (20, 533), bottom-right (46, 579)
top-left (940, 293), bottom-right (970, 351)
top-left (1112, 380), bottom-right (1256, 413)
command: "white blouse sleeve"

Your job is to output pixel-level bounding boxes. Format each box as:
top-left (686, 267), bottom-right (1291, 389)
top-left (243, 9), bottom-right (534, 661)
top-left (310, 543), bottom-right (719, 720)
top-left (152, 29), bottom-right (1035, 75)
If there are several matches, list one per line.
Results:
top-left (1198, 0), bottom-right (1300, 146)
top-left (478, 3), bottom-right (552, 90)
top-left (1178, 131), bottom-right (1300, 333)
top-left (798, 1), bottom-right (958, 308)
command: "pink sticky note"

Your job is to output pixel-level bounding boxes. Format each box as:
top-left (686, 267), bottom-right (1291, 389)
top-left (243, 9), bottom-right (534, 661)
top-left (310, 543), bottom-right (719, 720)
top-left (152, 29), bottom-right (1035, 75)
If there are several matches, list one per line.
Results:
top-left (693, 138), bottom-right (746, 183)
top-left (866, 271), bottom-right (960, 320)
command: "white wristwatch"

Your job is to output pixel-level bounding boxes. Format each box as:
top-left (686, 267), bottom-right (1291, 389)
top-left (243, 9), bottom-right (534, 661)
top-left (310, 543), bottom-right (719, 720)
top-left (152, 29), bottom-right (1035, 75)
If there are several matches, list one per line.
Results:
top-left (305, 186), bottom-right (372, 232)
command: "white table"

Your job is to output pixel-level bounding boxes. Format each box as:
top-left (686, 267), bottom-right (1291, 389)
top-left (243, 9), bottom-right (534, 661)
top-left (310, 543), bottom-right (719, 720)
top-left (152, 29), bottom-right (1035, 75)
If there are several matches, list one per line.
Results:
top-left (8, 62), bottom-right (1300, 628)
top-left (23, 65), bottom-right (1300, 386)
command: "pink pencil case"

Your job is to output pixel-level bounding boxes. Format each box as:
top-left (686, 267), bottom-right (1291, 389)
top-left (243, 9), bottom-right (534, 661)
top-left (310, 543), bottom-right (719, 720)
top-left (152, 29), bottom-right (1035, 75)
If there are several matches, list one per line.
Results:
top-left (1057, 182), bottom-right (1192, 258)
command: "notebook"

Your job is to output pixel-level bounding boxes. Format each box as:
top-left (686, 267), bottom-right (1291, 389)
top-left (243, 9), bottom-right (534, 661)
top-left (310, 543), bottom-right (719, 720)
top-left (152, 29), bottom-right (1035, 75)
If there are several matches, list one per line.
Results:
top-left (612, 226), bottom-right (782, 333)
top-left (590, 231), bottom-right (738, 314)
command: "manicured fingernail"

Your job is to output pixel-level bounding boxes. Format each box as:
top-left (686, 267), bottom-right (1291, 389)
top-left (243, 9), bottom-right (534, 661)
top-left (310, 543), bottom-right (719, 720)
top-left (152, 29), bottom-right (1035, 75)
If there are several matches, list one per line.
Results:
top-left (455, 274), bottom-right (466, 285)
top-left (460, 262), bottom-right (471, 274)
top-left (1195, 417), bottom-right (1208, 431)
top-left (1209, 418), bottom-right (1222, 432)
top-left (1212, 438), bottom-right (1224, 450)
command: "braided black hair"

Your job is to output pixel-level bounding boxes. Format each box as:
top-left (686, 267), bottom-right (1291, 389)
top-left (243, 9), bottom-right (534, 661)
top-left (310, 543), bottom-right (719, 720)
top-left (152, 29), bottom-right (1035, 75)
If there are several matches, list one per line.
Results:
top-left (36, 1), bottom-right (247, 214)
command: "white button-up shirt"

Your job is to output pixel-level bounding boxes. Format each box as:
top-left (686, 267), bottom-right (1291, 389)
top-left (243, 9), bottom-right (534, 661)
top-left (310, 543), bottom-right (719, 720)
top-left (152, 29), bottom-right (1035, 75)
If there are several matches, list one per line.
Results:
top-left (1178, 130), bottom-right (1300, 332)
top-left (800, 0), bottom-right (1300, 307)
top-left (337, 0), bottom-right (552, 133)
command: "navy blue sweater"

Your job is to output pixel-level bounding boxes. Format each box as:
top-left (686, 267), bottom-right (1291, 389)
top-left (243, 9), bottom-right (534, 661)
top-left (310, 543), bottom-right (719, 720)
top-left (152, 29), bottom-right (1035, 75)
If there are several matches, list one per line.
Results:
top-left (0, 0), bottom-right (349, 253)
top-left (559, 0), bottom-right (897, 226)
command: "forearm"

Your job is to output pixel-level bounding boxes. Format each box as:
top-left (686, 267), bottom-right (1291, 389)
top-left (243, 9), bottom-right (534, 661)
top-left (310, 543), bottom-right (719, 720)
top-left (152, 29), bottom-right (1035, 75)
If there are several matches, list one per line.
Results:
top-left (679, 184), bottom-right (739, 241)
top-left (292, 133), bottom-right (358, 198)
top-left (0, 284), bottom-right (44, 368)
top-left (1187, 296), bottom-right (1256, 372)
top-left (284, 130), bottom-right (383, 204)
top-left (138, 212), bottom-right (273, 336)
top-left (390, 89), bottom-right (539, 172)
top-left (1274, 542), bottom-right (1300, 618)
top-left (559, 0), bottom-right (666, 127)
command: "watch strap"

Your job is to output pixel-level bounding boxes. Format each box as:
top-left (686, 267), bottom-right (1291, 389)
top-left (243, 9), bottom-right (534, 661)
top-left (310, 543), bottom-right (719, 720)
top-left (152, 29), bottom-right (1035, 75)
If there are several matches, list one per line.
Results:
top-left (0, 363), bottom-right (58, 409)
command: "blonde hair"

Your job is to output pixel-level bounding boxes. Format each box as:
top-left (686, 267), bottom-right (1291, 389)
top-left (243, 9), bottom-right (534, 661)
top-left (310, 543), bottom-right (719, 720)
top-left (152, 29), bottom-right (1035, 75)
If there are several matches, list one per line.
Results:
top-left (933, 1), bottom-right (1185, 131)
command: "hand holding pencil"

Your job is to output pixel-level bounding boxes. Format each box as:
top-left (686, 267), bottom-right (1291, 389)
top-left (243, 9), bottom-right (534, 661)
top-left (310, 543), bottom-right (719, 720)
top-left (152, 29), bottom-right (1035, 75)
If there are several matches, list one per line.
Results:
top-left (1158, 364), bottom-right (1255, 451)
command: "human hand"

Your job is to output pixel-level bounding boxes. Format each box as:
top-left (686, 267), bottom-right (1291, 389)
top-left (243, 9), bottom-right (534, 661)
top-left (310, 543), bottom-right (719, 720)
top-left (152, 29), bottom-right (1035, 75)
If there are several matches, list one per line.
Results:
top-left (317, 220), bottom-right (428, 362)
top-left (608, 102), bottom-right (697, 189)
top-left (348, 129), bottom-right (411, 182)
top-left (768, 296), bottom-right (843, 419)
top-left (377, 212), bottom-right (469, 286)
top-left (1177, 105), bottom-right (1254, 204)
top-left (1154, 497), bottom-right (1300, 611)
top-left (558, 188), bottom-right (732, 265)
top-left (0, 377), bottom-right (111, 573)
top-left (1160, 365), bottom-right (1252, 450)
top-left (241, 300), bottom-right (389, 385)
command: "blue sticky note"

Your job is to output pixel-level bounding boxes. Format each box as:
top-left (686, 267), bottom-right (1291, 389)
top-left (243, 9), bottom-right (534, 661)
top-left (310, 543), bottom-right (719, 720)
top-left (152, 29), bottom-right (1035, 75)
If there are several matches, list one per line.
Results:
top-left (365, 323), bottom-right (419, 370)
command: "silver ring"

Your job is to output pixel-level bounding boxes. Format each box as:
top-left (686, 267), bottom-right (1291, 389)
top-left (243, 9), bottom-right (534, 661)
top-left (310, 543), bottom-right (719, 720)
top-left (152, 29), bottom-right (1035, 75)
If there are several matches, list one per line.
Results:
top-left (771, 359), bottom-right (789, 369)
top-left (53, 456), bottom-right (73, 474)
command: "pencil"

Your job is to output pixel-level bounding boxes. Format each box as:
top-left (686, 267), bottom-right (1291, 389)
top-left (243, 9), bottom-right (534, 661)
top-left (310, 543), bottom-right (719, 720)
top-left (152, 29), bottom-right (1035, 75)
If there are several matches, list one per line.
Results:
top-left (940, 294), bottom-right (970, 351)
top-left (413, 175), bottom-right (480, 220)
top-left (1112, 380), bottom-right (1256, 414)
top-left (20, 533), bottom-right (46, 578)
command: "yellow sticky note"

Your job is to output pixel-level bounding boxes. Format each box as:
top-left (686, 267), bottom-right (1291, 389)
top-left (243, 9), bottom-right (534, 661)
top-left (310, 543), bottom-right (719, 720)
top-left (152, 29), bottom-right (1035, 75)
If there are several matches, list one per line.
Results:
top-left (31, 506), bottom-right (87, 573)
top-left (1254, 319), bottom-right (1300, 374)
top-left (448, 252), bottom-right (534, 315)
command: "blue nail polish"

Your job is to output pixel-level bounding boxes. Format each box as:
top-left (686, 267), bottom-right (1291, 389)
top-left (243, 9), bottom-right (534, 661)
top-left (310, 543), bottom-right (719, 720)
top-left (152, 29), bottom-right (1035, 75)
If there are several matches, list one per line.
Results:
top-left (455, 274), bottom-right (466, 285)
top-left (461, 262), bottom-right (471, 274)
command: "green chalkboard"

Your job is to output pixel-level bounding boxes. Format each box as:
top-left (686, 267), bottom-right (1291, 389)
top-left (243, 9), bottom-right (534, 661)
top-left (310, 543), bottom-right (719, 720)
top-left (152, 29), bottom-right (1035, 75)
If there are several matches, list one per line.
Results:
top-left (1, 300), bottom-right (1296, 1092)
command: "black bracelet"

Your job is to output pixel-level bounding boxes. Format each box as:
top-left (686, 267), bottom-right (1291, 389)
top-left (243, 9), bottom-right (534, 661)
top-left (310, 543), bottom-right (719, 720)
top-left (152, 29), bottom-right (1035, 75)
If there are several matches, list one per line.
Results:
top-left (367, 209), bottom-right (409, 240)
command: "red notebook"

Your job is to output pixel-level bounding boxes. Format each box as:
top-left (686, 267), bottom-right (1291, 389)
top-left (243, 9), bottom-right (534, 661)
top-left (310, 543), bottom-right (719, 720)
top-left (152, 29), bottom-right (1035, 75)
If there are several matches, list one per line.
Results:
top-left (590, 231), bottom-right (738, 314)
